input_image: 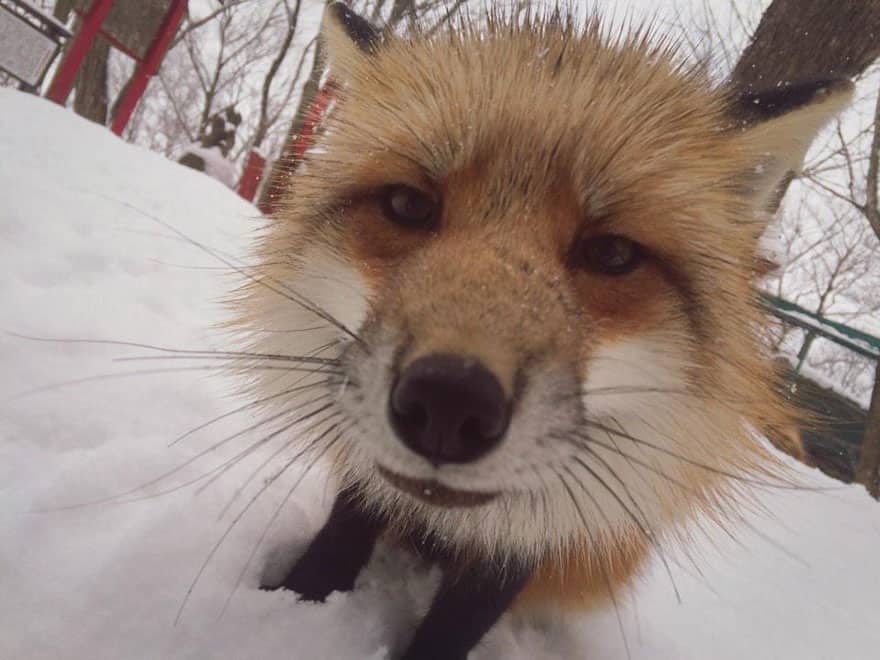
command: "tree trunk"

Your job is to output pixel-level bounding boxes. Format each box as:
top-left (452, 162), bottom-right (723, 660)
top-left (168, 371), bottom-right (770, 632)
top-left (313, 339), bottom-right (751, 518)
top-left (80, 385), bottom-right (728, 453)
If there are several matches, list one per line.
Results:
top-left (731, 0), bottom-right (880, 93)
top-left (853, 90), bottom-right (880, 499)
top-left (72, 37), bottom-right (111, 125)
top-left (855, 367), bottom-right (880, 498)
top-left (54, 1), bottom-right (165, 126)
top-left (53, 0), bottom-right (110, 124)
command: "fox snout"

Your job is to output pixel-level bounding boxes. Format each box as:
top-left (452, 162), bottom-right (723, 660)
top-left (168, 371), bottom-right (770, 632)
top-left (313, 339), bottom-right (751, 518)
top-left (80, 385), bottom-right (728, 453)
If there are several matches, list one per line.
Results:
top-left (388, 353), bottom-right (511, 465)
top-left (363, 241), bottom-right (581, 471)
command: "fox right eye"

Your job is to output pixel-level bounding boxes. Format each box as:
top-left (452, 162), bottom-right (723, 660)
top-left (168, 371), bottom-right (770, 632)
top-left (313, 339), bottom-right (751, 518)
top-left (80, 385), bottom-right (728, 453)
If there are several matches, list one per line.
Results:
top-left (380, 185), bottom-right (439, 230)
top-left (577, 234), bottom-right (644, 275)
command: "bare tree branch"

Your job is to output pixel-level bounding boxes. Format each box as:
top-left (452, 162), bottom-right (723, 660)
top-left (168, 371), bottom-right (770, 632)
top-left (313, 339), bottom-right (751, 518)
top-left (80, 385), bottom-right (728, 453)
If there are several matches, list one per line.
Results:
top-left (865, 89), bottom-right (880, 241)
top-left (253, 0), bottom-right (303, 149)
top-left (171, 0), bottom-right (256, 49)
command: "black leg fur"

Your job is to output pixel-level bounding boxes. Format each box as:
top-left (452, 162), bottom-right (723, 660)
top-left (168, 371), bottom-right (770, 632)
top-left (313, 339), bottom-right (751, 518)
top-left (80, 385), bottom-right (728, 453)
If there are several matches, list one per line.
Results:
top-left (399, 561), bottom-right (532, 660)
top-left (264, 489), bottom-right (529, 658)
top-left (264, 486), bottom-right (385, 601)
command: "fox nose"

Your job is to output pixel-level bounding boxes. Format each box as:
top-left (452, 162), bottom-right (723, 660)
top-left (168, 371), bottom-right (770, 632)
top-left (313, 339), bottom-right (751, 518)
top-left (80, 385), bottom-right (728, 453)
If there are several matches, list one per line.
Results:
top-left (389, 354), bottom-right (510, 464)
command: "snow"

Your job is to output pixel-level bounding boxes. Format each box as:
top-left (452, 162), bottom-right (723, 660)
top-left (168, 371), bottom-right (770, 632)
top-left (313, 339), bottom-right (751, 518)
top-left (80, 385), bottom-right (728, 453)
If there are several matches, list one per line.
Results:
top-left (2, 89), bottom-right (880, 659)
top-left (177, 143), bottom-right (239, 189)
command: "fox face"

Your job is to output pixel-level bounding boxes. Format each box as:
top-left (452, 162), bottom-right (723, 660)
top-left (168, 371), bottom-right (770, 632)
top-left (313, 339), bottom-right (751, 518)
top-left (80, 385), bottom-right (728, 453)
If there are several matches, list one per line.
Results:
top-left (238, 5), bottom-right (851, 580)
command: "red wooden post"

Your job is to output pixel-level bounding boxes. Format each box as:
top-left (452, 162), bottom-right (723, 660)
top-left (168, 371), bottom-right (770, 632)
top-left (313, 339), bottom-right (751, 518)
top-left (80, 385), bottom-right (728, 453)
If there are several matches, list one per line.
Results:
top-left (45, 0), bottom-right (115, 105)
top-left (260, 84), bottom-right (335, 215)
top-left (237, 150), bottom-right (267, 202)
top-left (291, 85), bottom-right (334, 162)
top-left (110, 0), bottom-right (187, 135)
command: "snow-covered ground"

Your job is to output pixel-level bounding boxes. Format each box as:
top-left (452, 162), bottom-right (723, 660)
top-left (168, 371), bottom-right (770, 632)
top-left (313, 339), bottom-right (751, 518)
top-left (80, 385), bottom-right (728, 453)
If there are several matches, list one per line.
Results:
top-left (1, 89), bottom-right (879, 659)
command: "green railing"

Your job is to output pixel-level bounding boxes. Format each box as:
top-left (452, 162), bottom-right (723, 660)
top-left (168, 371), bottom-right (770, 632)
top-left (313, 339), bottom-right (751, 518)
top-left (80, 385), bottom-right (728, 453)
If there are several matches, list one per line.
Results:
top-left (762, 293), bottom-right (880, 361)
top-left (763, 293), bottom-right (875, 482)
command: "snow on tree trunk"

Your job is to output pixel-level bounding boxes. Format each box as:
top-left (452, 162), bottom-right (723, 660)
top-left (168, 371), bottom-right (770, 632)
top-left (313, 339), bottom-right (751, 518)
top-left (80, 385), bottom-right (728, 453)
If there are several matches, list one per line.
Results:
top-left (178, 106), bottom-right (242, 189)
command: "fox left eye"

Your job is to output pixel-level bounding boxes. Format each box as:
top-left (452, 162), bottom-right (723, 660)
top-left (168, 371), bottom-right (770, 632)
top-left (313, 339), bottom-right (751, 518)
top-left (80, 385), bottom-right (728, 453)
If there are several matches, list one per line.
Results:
top-left (381, 185), bottom-right (439, 229)
top-left (578, 234), bottom-right (644, 275)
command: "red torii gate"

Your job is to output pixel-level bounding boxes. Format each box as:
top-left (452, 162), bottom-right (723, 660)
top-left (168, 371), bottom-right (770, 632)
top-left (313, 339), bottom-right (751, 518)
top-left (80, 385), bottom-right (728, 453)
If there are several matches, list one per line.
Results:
top-left (46, 0), bottom-right (187, 136)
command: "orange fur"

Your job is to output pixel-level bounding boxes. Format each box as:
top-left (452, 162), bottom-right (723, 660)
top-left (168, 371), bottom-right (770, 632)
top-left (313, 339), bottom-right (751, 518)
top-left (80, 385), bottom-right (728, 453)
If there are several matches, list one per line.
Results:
top-left (517, 535), bottom-right (650, 612)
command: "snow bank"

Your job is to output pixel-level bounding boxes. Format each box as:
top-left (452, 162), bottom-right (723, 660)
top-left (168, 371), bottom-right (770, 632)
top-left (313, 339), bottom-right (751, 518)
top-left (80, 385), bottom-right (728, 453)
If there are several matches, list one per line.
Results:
top-left (1, 89), bottom-right (879, 659)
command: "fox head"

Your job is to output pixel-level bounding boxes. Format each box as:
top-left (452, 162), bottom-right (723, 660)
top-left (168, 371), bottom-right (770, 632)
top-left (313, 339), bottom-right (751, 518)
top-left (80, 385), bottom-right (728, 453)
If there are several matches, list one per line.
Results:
top-left (235, 3), bottom-right (851, 568)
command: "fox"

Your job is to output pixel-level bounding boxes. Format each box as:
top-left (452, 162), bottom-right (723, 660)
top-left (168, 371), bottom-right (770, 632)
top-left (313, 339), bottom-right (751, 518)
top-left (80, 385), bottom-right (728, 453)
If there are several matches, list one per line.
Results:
top-left (235, 2), bottom-right (853, 658)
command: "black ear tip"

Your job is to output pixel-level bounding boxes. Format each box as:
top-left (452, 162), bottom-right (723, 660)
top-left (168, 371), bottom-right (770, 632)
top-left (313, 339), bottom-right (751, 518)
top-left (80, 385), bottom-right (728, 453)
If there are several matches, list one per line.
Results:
top-left (732, 77), bottom-right (852, 124)
top-left (328, 1), bottom-right (381, 53)
top-left (328, 1), bottom-right (353, 20)
top-left (809, 77), bottom-right (854, 99)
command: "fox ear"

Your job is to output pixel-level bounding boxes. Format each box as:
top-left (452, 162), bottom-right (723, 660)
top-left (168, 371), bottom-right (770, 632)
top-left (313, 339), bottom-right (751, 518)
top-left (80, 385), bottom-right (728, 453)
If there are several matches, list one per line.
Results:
top-left (733, 78), bottom-right (854, 209)
top-left (322, 2), bottom-right (382, 74)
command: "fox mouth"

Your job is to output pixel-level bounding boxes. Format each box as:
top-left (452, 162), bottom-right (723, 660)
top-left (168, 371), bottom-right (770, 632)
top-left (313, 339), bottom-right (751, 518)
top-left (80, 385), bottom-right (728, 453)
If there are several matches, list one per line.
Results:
top-left (377, 465), bottom-right (499, 508)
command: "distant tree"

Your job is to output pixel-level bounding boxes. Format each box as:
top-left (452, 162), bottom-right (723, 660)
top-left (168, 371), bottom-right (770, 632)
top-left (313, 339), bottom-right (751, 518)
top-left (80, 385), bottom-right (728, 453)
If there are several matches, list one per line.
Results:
top-left (116, 0), bottom-right (312, 172)
top-left (53, 0), bottom-right (111, 124)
